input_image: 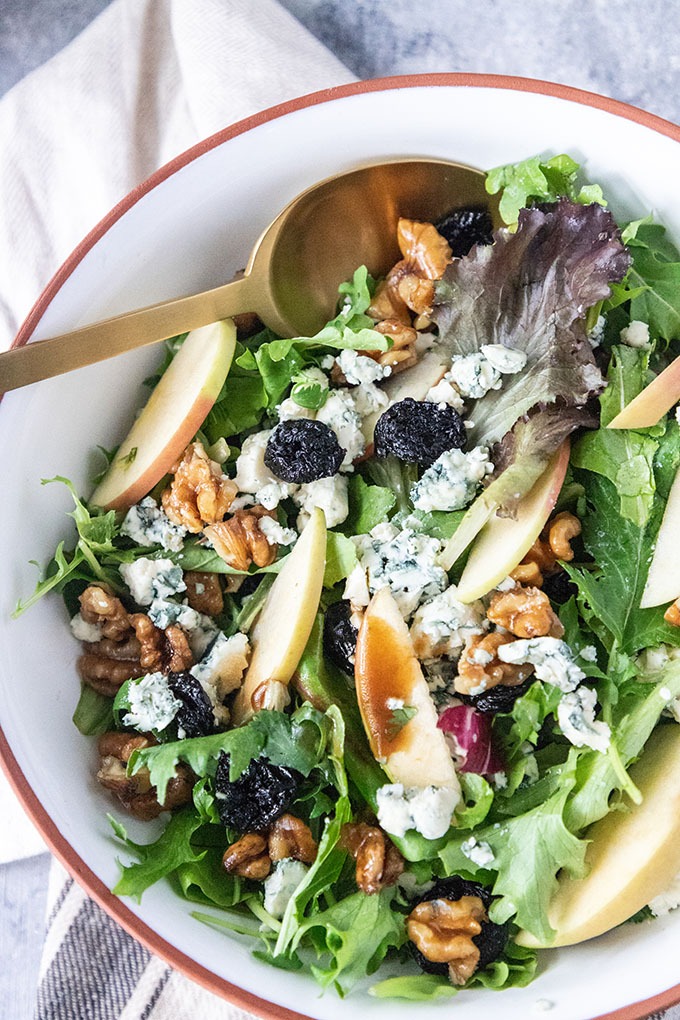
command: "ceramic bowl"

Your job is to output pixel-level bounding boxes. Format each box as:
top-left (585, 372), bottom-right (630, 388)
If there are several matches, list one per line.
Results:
top-left (2, 74), bottom-right (680, 1020)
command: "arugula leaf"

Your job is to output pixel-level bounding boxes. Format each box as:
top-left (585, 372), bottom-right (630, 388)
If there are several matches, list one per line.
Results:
top-left (110, 809), bottom-right (206, 901)
top-left (341, 473), bottom-right (396, 536)
top-left (72, 684), bottom-right (114, 735)
top-left (572, 346), bottom-right (658, 527)
top-left (173, 538), bottom-right (286, 575)
top-left (370, 941), bottom-right (537, 998)
top-left (485, 153), bottom-right (605, 226)
top-left (625, 221), bottom-right (680, 339)
top-left (565, 471), bottom-right (680, 653)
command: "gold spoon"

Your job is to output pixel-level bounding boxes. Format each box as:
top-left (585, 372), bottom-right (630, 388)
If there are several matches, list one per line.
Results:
top-left (0, 157), bottom-right (496, 393)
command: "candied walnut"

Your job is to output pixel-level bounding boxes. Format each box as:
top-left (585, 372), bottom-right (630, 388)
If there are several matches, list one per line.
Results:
top-left (368, 278), bottom-right (412, 325)
top-left (397, 218), bottom-right (452, 280)
top-left (407, 896), bottom-right (486, 986)
top-left (222, 833), bottom-right (271, 879)
top-left (204, 506), bottom-right (277, 572)
top-left (487, 586), bottom-right (564, 639)
top-left (268, 814), bottom-right (318, 864)
top-left (509, 560), bottom-right (544, 587)
top-left (97, 731), bottom-right (155, 761)
top-left (389, 265), bottom-right (435, 316)
top-left (96, 732), bottom-right (192, 820)
top-left (129, 615), bottom-right (194, 674)
top-left (370, 319), bottom-right (418, 373)
top-left (548, 511), bottom-right (582, 561)
top-left (340, 822), bottom-right (404, 895)
top-left (77, 652), bottom-right (142, 696)
top-left (79, 585), bottom-right (131, 641)
top-left (184, 570), bottom-right (224, 616)
top-left (251, 680), bottom-right (290, 712)
top-left (161, 441), bottom-right (237, 533)
top-left (664, 600), bottom-right (680, 627)
top-left (454, 632), bottom-right (534, 696)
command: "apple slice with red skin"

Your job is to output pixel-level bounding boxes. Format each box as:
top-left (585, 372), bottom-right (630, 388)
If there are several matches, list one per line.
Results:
top-left (90, 319), bottom-right (236, 510)
top-left (354, 586), bottom-right (461, 794)
top-left (231, 507), bottom-right (327, 725)
top-left (455, 441), bottom-right (571, 603)
top-left (607, 354), bottom-right (680, 429)
top-left (516, 722), bottom-right (680, 948)
top-left (641, 462), bottom-right (680, 607)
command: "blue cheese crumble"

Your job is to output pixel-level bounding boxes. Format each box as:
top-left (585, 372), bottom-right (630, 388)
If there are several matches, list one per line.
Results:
top-left (410, 446), bottom-right (493, 512)
top-left (461, 836), bottom-right (495, 867)
top-left (447, 352), bottom-right (502, 399)
top-left (425, 372), bottom-right (465, 412)
top-left (122, 672), bottom-right (181, 732)
top-left (146, 598), bottom-right (218, 657)
top-left (315, 390), bottom-right (366, 468)
top-left (335, 349), bottom-right (391, 386)
top-left (292, 474), bottom-right (349, 530)
top-left (119, 558), bottom-right (186, 606)
top-left (498, 636), bottom-right (585, 692)
top-left (410, 585), bottom-right (488, 660)
top-left (258, 517), bottom-right (298, 547)
top-left (376, 783), bottom-right (457, 840)
top-left (190, 631), bottom-right (250, 705)
top-left (557, 686), bottom-right (611, 753)
top-left (479, 344), bottom-right (527, 374)
top-left (263, 859), bottom-right (309, 919)
top-left (120, 496), bottom-right (187, 552)
top-left (70, 614), bottom-right (103, 643)
top-left (620, 319), bottom-right (651, 349)
top-left (353, 522), bottom-right (447, 618)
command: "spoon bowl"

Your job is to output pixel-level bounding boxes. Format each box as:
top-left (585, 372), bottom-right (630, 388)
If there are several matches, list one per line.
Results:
top-left (0, 157), bottom-right (495, 392)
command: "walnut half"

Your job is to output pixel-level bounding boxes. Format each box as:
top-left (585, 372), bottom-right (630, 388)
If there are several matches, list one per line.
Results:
top-left (340, 822), bottom-right (404, 895)
top-left (407, 895), bottom-right (487, 986)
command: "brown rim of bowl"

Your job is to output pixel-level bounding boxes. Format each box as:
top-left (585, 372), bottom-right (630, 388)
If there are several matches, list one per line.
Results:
top-left (3, 72), bottom-right (680, 1020)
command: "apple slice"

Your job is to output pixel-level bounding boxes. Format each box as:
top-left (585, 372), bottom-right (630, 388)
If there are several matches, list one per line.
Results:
top-left (516, 724), bottom-right (680, 949)
top-left (455, 441), bottom-right (571, 603)
top-left (360, 351), bottom-right (449, 449)
top-left (641, 463), bottom-right (680, 607)
top-left (231, 507), bottom-right (327, 724)
top-left (608, 354), bottom-right (680, 429)
top-left (354, 586), bottom-right (461, 792)
top-left (90, 319), bottom-right (236, 510)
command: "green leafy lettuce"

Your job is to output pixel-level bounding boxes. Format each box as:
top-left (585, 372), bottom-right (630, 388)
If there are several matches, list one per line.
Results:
top-left (486, 152), bottom-right (605, 226)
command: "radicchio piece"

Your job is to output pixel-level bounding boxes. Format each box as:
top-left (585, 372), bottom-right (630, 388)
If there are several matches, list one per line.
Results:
top-left (437, 704), bottom-right (504, 776)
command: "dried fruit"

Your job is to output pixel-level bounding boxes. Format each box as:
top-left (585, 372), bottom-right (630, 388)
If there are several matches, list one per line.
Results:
top-left (541, 570), bottom-right (578, 605)
top-left (264, 419), bottom-right (344, 483)
top-left (458, 676), bottom-right (535, 714)
top-left (167, 672), bottom-right (215, 738)
top-left (410, 878), bottom-right (508, 977)
top-left (435, 205), bottom-right (494, 258)
top-left (373, 398), bottom-right (467, 466)
top-left (323, 600), bottom-right (358, 676)
top-left (214, 752), bottom-right (302, 832)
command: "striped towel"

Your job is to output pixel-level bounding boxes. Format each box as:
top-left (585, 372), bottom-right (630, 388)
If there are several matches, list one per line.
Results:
top-left (37, 861), bottom-right (255, 1020)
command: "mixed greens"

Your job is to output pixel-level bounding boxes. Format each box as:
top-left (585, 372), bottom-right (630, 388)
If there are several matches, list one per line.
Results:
top-left (17, 151), bottom-right (680, 1000)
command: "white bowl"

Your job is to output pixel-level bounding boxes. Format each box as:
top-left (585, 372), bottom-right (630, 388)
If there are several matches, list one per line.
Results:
top-left (2, 74), bottom-right (680, 1020)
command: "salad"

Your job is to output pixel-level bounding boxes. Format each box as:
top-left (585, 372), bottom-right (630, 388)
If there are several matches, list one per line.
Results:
top-left (17, 152), bottom-right (680, 1001)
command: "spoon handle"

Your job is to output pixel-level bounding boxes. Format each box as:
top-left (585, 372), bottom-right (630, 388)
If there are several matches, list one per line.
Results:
top-left (0, 274), bottom-right (257, 393)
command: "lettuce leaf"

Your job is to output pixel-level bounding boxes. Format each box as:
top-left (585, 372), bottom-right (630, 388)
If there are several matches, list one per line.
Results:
top-left (439, 752), bottom-right (587, 943)
top-left (572, 345), bottom-right (658, 527)
top-left (486, 153), bottom-right (605, 226)
top-left (433, 200), bottom-right (628, 451)
top-left (625, 221), bottom-right (680, 340)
